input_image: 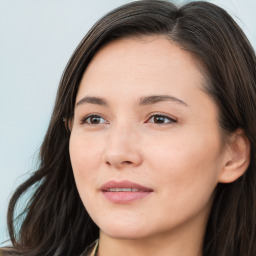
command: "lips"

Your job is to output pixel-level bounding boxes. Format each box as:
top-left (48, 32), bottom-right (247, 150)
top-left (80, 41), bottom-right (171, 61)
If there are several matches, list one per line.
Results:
top-left (100, 180), bottom-right (153, 204)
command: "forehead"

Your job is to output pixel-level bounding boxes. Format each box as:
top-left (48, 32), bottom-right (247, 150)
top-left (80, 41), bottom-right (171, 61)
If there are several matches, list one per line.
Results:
top-left (77, 35), bottom-right (207, 104)
top-left (83, 35), bottom-right (202, 80)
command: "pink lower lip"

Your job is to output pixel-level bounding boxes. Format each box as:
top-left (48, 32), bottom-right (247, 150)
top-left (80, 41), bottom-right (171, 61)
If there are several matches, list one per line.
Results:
top-left (102, 191), bottom-right (152, 204)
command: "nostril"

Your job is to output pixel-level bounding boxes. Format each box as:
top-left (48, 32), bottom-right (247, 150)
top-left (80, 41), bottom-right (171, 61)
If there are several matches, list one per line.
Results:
top-left (105, 160), bottom-right (133, 166)
top-left (122, 161), bottom-right (132, 164)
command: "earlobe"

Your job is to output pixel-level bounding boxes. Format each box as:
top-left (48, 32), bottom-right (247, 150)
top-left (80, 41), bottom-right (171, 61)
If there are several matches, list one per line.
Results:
top-left (218, 129), bottom-right (250, 183)
top-left (63, 117), bottom-right (73, 132)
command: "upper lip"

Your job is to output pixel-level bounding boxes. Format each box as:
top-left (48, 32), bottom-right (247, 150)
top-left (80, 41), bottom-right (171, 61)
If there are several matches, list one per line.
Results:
top-left (100, 180), bottom-right (153, 192)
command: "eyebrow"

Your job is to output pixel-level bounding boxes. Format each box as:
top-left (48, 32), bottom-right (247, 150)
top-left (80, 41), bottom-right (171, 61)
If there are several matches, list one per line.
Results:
top-left (76, 96), bottom-right (107, 107)
top-left (76, 95), bottom-right (188, 107)
top-left (139, 95), bottom-right (188, 106)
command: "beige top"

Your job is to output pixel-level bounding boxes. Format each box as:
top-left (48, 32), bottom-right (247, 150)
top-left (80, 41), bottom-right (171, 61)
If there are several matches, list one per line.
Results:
top-left (82, 239), bottom-right (99, 256)
top-left (0, 240), bottom-right (99, 256)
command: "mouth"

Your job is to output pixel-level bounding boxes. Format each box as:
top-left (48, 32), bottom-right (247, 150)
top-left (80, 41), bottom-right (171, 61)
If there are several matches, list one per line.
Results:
top-left (100, 180), bottom-right (153, 204)
top-left (106, 188), bottom-right (148, 192)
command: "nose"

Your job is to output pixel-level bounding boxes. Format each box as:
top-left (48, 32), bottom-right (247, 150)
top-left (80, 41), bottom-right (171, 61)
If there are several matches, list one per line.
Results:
top-left (104, 123), bottom-right (143, 169)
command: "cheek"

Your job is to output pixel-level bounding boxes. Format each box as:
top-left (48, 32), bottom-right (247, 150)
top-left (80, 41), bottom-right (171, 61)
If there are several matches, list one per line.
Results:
top-left (69, 132), bottom-right (103, 173)
top-left (69, 132), bottom-right (104, 199)
top-left (144, 131), bottom-right (223, 205)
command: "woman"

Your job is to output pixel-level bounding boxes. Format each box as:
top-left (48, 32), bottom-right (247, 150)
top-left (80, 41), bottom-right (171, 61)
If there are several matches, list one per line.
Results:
top-left (2, 0), bottom-right (256, 255)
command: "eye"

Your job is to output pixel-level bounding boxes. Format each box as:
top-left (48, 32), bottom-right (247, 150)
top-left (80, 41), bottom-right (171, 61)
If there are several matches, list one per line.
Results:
top-left (147, 114), bottom-right (177, 124)
top-left (81, 114), bottom-right (109, 125)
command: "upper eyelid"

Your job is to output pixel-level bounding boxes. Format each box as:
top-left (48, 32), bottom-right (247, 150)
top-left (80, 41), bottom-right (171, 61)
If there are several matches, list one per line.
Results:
top-left (146, 112), bottom-right (178, 122)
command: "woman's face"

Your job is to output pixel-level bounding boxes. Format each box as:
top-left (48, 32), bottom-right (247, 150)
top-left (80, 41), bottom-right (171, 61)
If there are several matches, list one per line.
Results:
top-left (69, 36), bottom-right (228, 241)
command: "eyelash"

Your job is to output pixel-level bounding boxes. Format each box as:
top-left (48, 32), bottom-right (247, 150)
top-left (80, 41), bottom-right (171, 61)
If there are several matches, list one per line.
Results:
top-left (80, 113), bottom-right (177, 125)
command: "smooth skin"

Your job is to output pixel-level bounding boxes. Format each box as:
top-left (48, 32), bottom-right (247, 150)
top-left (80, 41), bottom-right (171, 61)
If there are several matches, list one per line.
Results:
top-left (69, 36), bottom-right (250, 256)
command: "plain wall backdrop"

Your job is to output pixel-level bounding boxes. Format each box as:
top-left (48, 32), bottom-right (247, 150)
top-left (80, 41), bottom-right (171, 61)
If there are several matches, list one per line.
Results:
top-left (1, 0), bottom-right (256, 244)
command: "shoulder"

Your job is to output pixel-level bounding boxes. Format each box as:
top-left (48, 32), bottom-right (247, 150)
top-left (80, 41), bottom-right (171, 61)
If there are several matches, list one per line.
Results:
top-left (0, 248), bottom-right (19, 256)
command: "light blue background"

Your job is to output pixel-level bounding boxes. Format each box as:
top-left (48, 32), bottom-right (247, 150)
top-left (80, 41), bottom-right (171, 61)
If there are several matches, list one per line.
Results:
top-left (1, 0), bottom-right (256, 245)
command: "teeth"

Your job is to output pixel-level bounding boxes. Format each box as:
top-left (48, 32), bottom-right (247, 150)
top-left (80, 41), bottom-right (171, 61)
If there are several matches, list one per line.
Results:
top-left (107, 188), bottom-right (140, 192)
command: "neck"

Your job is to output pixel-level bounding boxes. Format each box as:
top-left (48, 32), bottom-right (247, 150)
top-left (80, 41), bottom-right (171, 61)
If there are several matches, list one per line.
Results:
top-left (97, 217), bottom-right (207, 256)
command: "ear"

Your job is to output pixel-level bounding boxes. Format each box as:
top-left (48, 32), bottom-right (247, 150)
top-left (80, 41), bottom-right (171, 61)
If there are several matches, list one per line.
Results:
top-left (63, 117), bottom-right (73, 132)
top-left (218, 129), bottom-right (250, 183)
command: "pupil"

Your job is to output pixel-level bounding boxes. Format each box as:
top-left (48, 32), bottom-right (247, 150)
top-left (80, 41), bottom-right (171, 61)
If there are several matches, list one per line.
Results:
top-left (154, 116), bottom-right (164, 123)
top-left (91, 116), bottom-right (100, 124)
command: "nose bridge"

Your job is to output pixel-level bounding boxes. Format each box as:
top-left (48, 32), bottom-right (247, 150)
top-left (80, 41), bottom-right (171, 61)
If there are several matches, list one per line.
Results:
top-left (112, 119), bottom-right (133, 143)
top-left (104, 119), bottom-right (142, 168)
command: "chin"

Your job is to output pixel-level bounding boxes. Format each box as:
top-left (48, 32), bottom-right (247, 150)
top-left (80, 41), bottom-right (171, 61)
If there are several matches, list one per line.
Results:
top-left (102, 229), bottom-right (149, 240)
top-left (98, 219), bottom-right (152, 240)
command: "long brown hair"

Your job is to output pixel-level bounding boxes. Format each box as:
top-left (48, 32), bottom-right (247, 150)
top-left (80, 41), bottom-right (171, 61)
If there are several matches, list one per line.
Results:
top-left (7, 1), bottom-right (256, 255)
